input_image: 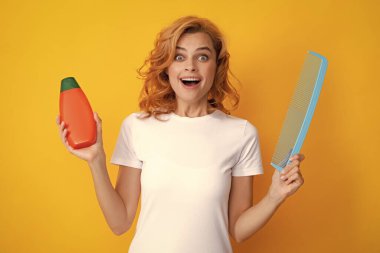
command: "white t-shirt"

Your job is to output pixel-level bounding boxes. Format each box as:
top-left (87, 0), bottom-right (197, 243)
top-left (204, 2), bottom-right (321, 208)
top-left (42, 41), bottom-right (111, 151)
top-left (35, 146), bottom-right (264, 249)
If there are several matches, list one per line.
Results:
top-left (110, 109), bottom-right (263, 253)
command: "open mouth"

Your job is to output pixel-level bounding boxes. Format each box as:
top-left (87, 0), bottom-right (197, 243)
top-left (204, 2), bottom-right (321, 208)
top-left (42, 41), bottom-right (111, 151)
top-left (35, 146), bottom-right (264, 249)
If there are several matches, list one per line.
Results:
top-left (180, 77), bottom-right (201, 87)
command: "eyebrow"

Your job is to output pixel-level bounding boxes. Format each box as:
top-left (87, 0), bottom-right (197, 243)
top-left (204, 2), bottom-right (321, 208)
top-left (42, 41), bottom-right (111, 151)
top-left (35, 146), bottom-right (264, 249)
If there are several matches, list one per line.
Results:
top-left (176, 46), bottom-right (212, 53)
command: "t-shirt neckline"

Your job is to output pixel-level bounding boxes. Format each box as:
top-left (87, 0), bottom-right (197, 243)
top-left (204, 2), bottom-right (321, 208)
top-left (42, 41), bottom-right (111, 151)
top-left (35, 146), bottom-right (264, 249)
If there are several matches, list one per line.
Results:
top-left (170, 109), bottom-right (220, 121)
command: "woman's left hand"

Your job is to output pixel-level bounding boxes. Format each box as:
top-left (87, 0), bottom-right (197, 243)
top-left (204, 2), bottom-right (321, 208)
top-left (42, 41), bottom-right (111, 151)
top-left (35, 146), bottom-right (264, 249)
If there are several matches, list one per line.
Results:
top-left (268, 154), bottom-right (305, 204)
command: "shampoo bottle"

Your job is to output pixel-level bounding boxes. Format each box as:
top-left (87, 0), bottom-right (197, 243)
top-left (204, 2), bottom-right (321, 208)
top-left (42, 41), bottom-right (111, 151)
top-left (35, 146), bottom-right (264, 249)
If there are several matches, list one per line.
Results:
top-left (59, 77), bottom-right (96, 149)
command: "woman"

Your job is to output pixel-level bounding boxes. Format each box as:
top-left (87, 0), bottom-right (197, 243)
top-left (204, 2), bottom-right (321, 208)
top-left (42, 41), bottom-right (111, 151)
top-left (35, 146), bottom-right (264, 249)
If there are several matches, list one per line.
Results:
top-left (56, 16), bottom-right (304, 253)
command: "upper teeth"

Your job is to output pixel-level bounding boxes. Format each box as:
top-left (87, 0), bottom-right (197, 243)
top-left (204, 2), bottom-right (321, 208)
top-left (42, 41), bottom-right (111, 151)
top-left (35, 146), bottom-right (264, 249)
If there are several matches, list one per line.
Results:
top-left (181, 78), bottom-right (200, 81)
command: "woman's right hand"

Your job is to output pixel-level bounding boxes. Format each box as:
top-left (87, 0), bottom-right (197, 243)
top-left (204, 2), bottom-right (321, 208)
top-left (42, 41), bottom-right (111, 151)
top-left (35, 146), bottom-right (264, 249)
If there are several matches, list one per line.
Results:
top-left (56, 112), bottom-right (105, 163)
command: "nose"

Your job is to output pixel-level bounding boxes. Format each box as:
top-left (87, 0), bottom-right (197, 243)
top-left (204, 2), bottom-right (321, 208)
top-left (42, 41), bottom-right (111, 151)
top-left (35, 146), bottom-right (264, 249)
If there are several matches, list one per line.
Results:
top-left (185, 59), bottom-right (197, 72)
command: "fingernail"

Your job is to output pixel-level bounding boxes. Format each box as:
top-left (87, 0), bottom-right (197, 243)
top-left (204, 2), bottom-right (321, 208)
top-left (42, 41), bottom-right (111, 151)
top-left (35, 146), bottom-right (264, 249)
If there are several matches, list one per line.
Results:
top-left (280, 176), bottom-right (286, 180)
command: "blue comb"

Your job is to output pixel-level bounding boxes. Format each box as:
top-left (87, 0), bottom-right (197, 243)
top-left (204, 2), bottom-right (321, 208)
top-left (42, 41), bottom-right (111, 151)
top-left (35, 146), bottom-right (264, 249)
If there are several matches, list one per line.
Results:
top-left (271, 51), bottom-right (328, 171)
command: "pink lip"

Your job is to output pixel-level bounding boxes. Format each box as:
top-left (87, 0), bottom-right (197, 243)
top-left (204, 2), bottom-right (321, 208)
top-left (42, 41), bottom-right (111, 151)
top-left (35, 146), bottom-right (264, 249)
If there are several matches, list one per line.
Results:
top-left (182, 83), bottom-right (200, 89)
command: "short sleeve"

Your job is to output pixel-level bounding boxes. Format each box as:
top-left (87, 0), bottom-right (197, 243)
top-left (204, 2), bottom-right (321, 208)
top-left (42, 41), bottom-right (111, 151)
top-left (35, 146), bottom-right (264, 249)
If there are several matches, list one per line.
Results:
top-left (232, 121), bottom-right (264, 176)
top-left (110, 115), bottom-right (143, 169)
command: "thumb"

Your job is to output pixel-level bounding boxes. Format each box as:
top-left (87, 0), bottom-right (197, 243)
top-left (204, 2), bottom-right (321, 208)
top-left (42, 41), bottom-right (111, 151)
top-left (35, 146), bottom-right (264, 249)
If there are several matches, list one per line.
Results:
top-left (272, 169), bottom-right (281, 180)
top-left (93, 112), bottom-right (103, 142)
top-left (93, 112), bottom-right (102, 125)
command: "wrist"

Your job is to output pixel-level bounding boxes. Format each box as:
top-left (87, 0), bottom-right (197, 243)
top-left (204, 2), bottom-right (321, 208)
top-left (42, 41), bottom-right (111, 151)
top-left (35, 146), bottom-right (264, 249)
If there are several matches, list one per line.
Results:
top-left (88, 150), bottom-right (106, 168)
top-left (266, 191), bottom-right (286, 207)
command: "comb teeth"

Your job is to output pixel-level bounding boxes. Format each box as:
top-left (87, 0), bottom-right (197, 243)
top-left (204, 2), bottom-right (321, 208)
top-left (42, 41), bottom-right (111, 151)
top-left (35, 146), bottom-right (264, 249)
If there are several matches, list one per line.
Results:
top-left (271, 51), bottom-right (328, 171)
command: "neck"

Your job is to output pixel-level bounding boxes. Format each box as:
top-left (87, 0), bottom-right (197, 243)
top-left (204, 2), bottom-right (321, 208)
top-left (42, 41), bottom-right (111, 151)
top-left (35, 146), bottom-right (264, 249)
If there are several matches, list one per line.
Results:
top-left (174, 100), bottom-right (215, 117)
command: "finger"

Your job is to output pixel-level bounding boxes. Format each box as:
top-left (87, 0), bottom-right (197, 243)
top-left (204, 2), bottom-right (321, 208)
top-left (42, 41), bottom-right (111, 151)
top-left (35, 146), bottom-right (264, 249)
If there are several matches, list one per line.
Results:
top-left (65, 139), bottom-right (75, 153)
top-left (290, 153), bottom-right (305, 162)
top-left (280, 167), bottom-right (289, 176)
top-left (61, 128), bottom-right (75, 151)
top-left (60, 123), bottom-right (66, 140)
top-left (285, 172), bottom-right (302, 185)
top-left (272, 169), bottom-right (281, 179)
top-left (61, 128), bottom-right (68, 144)
top-left (93, 112), bottom-right (103, 145)
top-left (63, 128), bottom-right (68, 137)
top-left (280, 164), bottom-right (291, 175)
top-left (94, 113), bottom-right (102, 132)
top-left (289, 159), bottom-right (300, 169)
top-left (56, 115), bottom-right (60, 125)
top-left (94, 112), bottom-right (102, 123)
top-left (59, 123), bottom-right (64, 138)
top-left (283, 165), bottom-right (301, 180)
top-left (281, 159), bottom-right (299, 175)
top-left (60, 121), bottom-right (65, 132)
top-left (289, 173), bottom-right (304, 186)
top-left (62, 127), bottom-right (71, 143)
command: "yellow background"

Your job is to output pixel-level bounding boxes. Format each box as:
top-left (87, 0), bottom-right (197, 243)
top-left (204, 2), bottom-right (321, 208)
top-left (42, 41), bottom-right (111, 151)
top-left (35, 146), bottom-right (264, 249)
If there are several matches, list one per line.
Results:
top-left (1, 0), bottom-right (379, 252)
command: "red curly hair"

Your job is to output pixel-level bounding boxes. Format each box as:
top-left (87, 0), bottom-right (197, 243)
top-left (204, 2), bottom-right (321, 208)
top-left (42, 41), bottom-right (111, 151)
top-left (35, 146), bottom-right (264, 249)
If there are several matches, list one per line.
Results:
top-left (137, 16), bottom-right (240, 121)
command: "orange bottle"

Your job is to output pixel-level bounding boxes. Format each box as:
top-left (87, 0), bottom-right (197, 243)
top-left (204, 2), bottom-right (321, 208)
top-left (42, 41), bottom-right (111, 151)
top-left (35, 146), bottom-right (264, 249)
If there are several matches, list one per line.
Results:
top-left (59, 77), bottom-right (96, 149)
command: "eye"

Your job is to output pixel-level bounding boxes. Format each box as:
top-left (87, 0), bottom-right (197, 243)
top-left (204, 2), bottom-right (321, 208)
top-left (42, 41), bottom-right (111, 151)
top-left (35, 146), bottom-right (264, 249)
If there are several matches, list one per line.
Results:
top-left (198, 55), bottom-right (209, 62)
top-left (174, 54), bottom-right (185, 61)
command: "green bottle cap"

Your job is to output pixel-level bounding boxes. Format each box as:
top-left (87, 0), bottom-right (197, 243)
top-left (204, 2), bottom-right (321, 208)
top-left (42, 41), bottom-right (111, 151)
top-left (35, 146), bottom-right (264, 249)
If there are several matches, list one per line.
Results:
top-left (61, 77), bottom-right (80, 92)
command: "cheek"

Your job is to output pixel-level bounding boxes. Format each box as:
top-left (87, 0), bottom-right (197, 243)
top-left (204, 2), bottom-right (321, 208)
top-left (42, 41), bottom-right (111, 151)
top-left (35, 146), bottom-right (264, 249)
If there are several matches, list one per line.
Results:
top-left (167, 65), bottom-right (180, 79)
top-left (166, 66), bottom-right (180, 89)
top-left (204, 64), bottom-right (217, 81)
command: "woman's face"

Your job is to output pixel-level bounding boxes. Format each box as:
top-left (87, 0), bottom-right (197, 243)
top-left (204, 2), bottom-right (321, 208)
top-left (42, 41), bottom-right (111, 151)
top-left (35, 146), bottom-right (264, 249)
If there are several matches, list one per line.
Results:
top-left (166, 32), bottom-right (217, 107)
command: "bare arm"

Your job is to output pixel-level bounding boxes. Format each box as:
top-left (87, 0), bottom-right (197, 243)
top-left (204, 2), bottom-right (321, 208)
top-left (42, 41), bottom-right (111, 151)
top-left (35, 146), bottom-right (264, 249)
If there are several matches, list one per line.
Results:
top-left (114, 164), bottom-right (141, 234)
top-left (233, 190), bottom-right (282, 242)
top-left (228, 176), bottom-right (253, 242)
top-left (230, 155), bottom-right (305, 243)
top-left (57, 113), bottom-right (141, 236)
top-left (88, 155), bottom-right (141, 235)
